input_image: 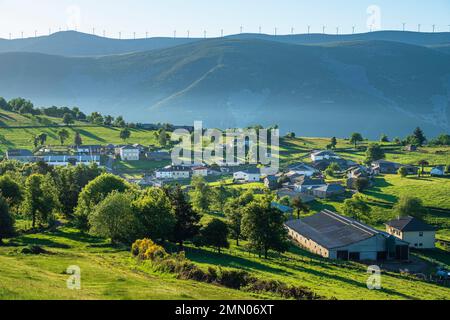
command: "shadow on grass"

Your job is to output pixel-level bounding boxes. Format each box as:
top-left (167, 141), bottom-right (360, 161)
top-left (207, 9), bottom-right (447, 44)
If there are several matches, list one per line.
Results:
top-left (77, 129), bottom-right (107, 143)
top-left (186, 247), bottom-right (291, 276)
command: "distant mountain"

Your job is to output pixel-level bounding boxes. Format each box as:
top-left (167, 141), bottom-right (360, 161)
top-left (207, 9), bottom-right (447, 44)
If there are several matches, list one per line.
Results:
top-left (1, 30), bottom-right (450, 57)
top-left (0, 38), bottom-right (449, 138)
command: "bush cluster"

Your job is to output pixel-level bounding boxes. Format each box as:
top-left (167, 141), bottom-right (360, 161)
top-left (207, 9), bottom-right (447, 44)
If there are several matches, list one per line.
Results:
top-left (131, 238), bottom-right (167, 261)
top-left (131, 239), bottom-right (324, 300)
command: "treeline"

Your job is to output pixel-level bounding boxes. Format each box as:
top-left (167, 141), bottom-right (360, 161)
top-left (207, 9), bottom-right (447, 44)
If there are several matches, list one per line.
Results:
top-left (0, 161), bottom-right (290, 259)
top-left (0, 96), bottom-right (178, 131)
top-left (0, 161), bottom-right (103, 243)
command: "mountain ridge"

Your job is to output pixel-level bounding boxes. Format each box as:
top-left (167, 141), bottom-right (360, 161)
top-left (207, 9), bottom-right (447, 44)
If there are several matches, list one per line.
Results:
top-left (0, 38), bottom-right (449, 138)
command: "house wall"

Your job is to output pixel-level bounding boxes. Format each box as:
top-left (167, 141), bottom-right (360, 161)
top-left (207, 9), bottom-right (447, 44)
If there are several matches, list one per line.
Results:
top-left (287, 227), bottom-right (330, 258)
top-left (233, 172), bottom-right (247, 180)
top-left (402, 231), bottom-right (436, 249)
top-left (120, 150), bottom-right (140, 161)
top-left (246, 174), bottom-right (261, 182)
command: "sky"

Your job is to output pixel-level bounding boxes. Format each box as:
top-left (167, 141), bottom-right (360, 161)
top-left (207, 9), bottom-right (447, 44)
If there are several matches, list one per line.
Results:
top-left (0, 0), bottom-right (449, 39)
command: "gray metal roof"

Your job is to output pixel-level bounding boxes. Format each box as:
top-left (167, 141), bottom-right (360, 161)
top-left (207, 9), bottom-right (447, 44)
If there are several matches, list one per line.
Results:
top-left (386, 216), bottom-right (436, 232)
top-left (6, 149), bottom-right (33, 157)
top-left (286, 210), bottom-right (380, 249)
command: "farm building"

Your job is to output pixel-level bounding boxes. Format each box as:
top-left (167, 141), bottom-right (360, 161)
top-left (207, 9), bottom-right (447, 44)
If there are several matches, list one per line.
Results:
top-left (286, 210), bottom-right (410, 261)
top-left (372, 160), bottom-right (402, 174)
top-left (294, 177), bottom-right (327, 193)
top-left (386, 216), bottom-right (436, 249)
top-left (6, 149), bottom-right (35, 162)
top-left (119, 145), bottom-right (140, 161)
top-left (312, 184), bottom-right (346, 199)
top-left (233, 168), bottom-right (261, 182)
top-left (430, 166), bottom-right (445, 177)
top-left (286, 163), bottom-right (318, 177)
top-left (311, 150), bottom-right (340, 162)
top-left (155, 165), bottom-right (191, 180)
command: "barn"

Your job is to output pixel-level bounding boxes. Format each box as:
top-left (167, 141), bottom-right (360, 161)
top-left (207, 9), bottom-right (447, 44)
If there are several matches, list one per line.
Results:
top-left (286, 210), bottom-right (410, 261)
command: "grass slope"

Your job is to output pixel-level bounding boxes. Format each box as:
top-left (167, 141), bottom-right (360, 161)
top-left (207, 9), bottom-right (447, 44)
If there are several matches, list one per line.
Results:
top-left (0, 228), bottom-right (259, 300)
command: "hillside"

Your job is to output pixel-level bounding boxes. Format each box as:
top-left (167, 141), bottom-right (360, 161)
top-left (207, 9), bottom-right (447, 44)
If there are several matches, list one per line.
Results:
top-left (1, 39), bottom-right (449, 138)
top-left (0, 228), bottom-right (260, 300)
top-left (1, 30), bottom-right (450, 57)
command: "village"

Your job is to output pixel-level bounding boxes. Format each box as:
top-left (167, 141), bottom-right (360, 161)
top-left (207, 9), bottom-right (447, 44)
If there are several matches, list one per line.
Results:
top-left (4, 140), bottom-right (448, 268)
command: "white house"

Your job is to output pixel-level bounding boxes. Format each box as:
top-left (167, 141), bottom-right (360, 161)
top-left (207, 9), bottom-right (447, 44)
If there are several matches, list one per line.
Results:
top-left (294, 177), bottom-right (327, 193)
top-left (287, 163), bottom-right (318, 177)
top-left (430, 166), bottom-right (445, 177)
top-left (386, 216), bottom-right (436, 250)
top-left (41, 155), bottom-right (101, 167)
top-left (192, 166), bottom-right (209, 177)
top-left (286, 210), bottom-right (410, 261)
top-left (311, 150), bottom-right (340, 162)
top-left (119, 146), bottom-right (140, 161)
top-left (233, 168), bottom-right (261, 182)
top-left (155, 165), bottom-right (191, 180)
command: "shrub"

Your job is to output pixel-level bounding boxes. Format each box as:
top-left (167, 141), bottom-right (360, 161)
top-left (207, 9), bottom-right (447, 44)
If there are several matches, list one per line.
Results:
top-left (131, 238), bottom-right (167, 261)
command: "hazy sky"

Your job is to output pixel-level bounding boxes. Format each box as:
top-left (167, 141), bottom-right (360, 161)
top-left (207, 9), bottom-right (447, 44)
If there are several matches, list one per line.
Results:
top-left (0, 0), bottom-right (449, 39)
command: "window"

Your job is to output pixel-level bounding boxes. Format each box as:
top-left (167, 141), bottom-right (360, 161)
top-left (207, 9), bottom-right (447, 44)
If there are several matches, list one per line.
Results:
top-left (419, 232), bottom-right (424, 237)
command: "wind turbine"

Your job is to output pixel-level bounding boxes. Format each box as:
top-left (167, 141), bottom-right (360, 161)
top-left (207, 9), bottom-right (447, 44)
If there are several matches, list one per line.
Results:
top-left (133, 32), bottom-right (136, 40)
top-left (187, 30), bottom-right (190, 38)
top-left (9, 33), bottom-right (11, 40)
top-left (432, 24), bottom-right (436, 33)
top-left (173, 30), bottom-right (176, 39)
top-left (204, 30), bottom-right (207, 39)
top-left (336, 26), bottom-right (339, 35)
top-left (418, 24), bottom-right (421, 32)
top-left (323, 25), bottom-right (326, 34)
top-left (259, 26), bottom-right (262, 34)
top-left (308, 25), bottom-right (311, 34)
top-left (352, 26), bottom-right (355, 34)
top-left (92, 28), bottom-right (95, 35)
top-left (21, 31), bottom-right (23, 39)
top-left (402, 22), bottom-right (406, 32)
top-left (119, 31), bottom-right (122, 39)
top-left (291, 27), bottom-right (294, 35)
top-left (240, 26), bottom-right (243, 34)
top-left (221, 29), bottom-right (223, 37)
top-left (35, 30), bottom-right (37, 37)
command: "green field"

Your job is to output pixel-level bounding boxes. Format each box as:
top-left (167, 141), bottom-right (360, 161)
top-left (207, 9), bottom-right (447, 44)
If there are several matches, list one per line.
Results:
top-left (0, 228), bottom-right (260, 300)
top-left (1, 227), bottom-right (449, 300)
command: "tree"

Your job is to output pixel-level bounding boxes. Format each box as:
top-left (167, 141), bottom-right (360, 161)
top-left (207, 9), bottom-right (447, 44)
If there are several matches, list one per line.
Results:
top-left (166, 186), bottom-right (201, 249)
top-left (0, 97), bottom-right (9, 110)
top-left (62, 113), bottom-right (74, 126)
top-left (190, 176), bottom-right (213, 213)
top-left (103, 115), bottom-right (114, 126)
top-left (350, 133), bottom-right (364, 149)
top-left (74, 131), bottom-right (83, 146)
top-left (158, 129), bottom-right (168, 147)
top-left (113, 116), bottom-right (126, 128)
top-left (242, 197), bottom-right (289, 259)
top-left (413, 127), bottom-right (427, 146)
top-left (224, 191), bottom-right (254, 246)
top-left (37, 133), bottom-right (47, 146)
top-left (291, 196), bottom-right (309, 219)
top-left (120, 128), bottom-right (131, 142)
top-left (365, 143), bottom-right (385, 164)
top-left (133, 188), bottom-right (175, 241)
top-left (75, 174), bottom-right (132, 231)
top-left (58, 129), bottom-right (70, 145)
top-left (330, 137), bottom-right (338, 149)
top-left (89, 191), bottom-right (138, 244)
top-left (0, 196), bottom-right (14, 245)
top-left (210, 183), bottom-right (230, 213)
top-left (342, 195), bottom-right (372, 224)
top-left (0, 175), bottom-right (22, 210)
top-left (354, 178), bottom-right (370, 192)
top-left (52, 164), bottom-right (102, 217)
top-left (394, 196), bottom-right (426, 219)
top-left (201, 219), bottom-right (229, 253)
top-left (325, 162), bottom-right (341, 178)
top-left (398, 166), bottom-right (409, 178)
top-left (380, 134), bottom-right (389, 143)
top-left (23, 174), bottom-right (58, 229)
top-left (417, 160), bottom-right (429, 177)
top-left (285, 132), bottom-right (296, 139)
